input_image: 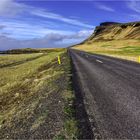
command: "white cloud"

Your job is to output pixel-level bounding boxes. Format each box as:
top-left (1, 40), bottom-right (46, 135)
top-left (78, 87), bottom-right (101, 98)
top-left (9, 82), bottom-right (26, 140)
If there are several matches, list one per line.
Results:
top-left (0, 20), bottom-right (75, 39)
top-left (127, 0), bottom-right (140, 13)
top-left (76, 30), bottom-right (93, 38)
top-left (97, 5), bottom-right (115, 12)
top-left (126, 1), bottom-right (140, 21)
top-left (0, 29), bottom-right (93, 50)
top-left (0, 0), bottom-right (25, 16)
top-left (95, 2), bottom-right (115, 12)
top-left (31, 10), bottom-right (94, 28)
top-left (0, 0), bottom-right (94, 49)
top-left (0, 0), bottom-right (93, 28)
top-left (43, 29), bottom-right (93, 41)
top-left (0, 25), bottom-right (5, 29)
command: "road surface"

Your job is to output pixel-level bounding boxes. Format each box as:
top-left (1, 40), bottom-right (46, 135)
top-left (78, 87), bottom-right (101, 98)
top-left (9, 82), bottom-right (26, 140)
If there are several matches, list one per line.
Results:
top-left (70, 49), bottom-right (140, 139)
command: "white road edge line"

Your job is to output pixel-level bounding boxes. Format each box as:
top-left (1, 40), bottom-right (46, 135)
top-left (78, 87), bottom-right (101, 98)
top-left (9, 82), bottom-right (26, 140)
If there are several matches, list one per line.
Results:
top-left (96, 59), bottom-right (103, 63)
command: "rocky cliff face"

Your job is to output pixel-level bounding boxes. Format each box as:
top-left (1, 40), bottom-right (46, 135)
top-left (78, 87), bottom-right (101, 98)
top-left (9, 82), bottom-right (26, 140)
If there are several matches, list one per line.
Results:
top-left (85, 21), bottom-right (140, 43)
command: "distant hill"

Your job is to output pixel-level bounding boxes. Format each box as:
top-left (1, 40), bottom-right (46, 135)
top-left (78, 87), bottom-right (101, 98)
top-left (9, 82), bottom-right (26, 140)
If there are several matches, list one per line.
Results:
top-left (73, 21), bottom-right (140, 62)
top-left (82, 21), bottom-right (140, 44)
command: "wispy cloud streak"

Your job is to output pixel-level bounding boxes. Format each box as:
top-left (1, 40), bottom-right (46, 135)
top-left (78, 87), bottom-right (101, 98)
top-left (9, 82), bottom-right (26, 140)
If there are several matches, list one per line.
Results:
top-left (127, 0), bottom-right (140, 13)
top-left (0, 0), bottom-right (93, 28)
top-left (0, 0), bottom-right (94, 49)
top-left (95, 2), bottom-right (115, 12)
top-left (31, 10), bottom-right (93, 28)
top-left (97, 5), bottom-right (115, 12)
top-left (0, 20), bottom-right (76, 39)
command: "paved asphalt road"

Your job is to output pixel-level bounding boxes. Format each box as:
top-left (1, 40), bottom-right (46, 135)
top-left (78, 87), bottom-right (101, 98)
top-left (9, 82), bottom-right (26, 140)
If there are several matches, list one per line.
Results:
top-left (70, 49), bottom-right (140, 139)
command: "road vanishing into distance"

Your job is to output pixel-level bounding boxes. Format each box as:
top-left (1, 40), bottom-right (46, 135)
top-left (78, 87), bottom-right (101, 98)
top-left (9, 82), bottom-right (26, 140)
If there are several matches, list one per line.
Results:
top-left (70, 49), bottom-right (140, 139)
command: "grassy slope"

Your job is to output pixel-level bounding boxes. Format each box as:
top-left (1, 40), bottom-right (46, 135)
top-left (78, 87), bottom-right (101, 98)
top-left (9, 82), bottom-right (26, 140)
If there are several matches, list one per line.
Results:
top-left (0, 49), bottom-right (78, 139)
top-left (74, 39), bottom-right (140, 62)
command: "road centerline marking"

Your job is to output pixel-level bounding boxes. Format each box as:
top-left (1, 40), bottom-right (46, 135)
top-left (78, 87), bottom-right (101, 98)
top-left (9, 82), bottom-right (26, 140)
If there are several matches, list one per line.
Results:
top-left (96, 59), bottom-right (103, 63)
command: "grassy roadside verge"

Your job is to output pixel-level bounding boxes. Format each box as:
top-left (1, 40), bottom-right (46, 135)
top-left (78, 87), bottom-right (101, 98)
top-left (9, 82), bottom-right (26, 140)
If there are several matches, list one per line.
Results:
top-left (74, 40), bottom-right (140, 62)
top-left (54, 52), bottom-right (78, 139)
top-left (0, 49), bottom-right (78, 139)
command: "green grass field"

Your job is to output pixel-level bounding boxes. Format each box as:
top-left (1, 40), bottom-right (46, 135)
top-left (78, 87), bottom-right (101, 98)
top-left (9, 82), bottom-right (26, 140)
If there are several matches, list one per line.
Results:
top-left (0, 49), bottom-right (78, 139)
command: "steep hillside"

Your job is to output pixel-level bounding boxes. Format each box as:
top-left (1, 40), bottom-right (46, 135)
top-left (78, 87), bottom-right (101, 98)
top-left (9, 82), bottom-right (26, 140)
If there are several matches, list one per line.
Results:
top-left (86, 21), bottom-right (140, 42)
top-left (74, 21), bottom-right (140, 62)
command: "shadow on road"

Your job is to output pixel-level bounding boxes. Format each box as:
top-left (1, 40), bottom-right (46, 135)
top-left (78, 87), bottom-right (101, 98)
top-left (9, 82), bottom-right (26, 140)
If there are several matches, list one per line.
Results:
top-left (71, 59), bottom-right (94, 139)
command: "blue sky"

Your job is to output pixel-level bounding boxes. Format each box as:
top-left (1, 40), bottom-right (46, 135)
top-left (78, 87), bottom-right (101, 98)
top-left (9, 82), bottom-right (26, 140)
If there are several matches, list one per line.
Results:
top-left (0, 0), bottom-right (140, 50)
